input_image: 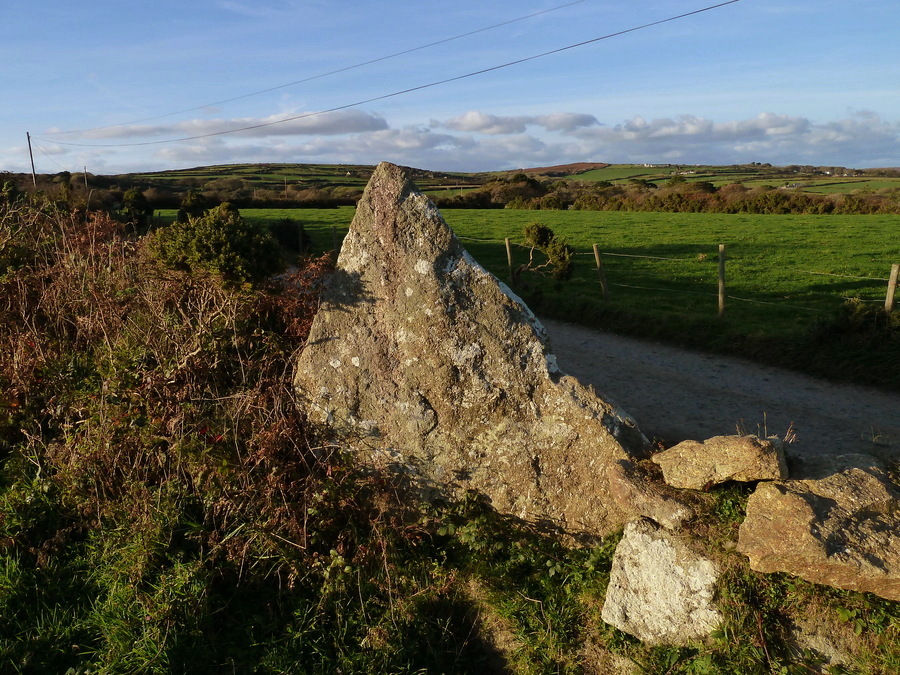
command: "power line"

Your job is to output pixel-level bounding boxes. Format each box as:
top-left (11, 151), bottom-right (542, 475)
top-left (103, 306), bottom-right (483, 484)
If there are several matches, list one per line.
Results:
top-left (31, 138), bottom-right (69, 171)
top-left (43, 0), bottom-right (589, 136)
top-left (37, 0), bottom-right (741, 149)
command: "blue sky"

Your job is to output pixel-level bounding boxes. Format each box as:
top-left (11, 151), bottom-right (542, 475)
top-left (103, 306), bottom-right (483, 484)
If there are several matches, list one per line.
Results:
top-left (2, 0), bottom-right (898, 174)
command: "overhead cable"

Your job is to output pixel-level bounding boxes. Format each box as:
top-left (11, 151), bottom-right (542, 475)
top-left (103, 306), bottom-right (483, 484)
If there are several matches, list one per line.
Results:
top-left (43, 0), bottom-right (589, 136)
top-left (38, 0), bottom-right (742, 148)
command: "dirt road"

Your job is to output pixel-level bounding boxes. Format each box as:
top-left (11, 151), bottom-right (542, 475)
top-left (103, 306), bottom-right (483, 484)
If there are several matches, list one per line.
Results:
top-left (541, 318), bottom-right (899, 461)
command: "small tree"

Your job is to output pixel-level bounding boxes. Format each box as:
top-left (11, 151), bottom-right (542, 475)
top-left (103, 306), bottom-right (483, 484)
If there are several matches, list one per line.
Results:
top-left (120, 188), bottom-right (153, 231)
top-left (269, 217), bottom-right (313, 255)
top-left (515, 221), bottom-right (573, 283)
top-left (176, 188), bottom-right (210, 223)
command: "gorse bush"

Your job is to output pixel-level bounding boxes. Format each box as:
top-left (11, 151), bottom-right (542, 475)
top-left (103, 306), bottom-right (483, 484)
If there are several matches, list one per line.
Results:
top-left (175, 187), bottom-right (211, 223)
top-left (523, 221), bottom-right (555, 250)
top-left (149, 202), bottom-right (282, 285)
top-left (269, 216), bottom-right (313, 254)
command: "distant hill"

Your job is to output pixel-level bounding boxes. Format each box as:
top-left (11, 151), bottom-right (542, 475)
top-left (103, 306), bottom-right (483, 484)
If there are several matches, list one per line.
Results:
top-left (7, 161), bottom-right (897, 212)
top-left (516, 162), bottom-right (610, 176)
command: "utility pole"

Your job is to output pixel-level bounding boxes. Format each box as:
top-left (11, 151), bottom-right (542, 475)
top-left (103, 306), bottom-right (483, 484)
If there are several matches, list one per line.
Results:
top-left (83, 166), bottom-right (89, 190)
top-left (26, 132), bottom-right (37, 186)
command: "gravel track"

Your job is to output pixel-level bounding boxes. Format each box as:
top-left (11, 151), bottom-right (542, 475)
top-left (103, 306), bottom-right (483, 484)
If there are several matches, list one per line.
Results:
top-left (541, 318), bottom-right (899, 461)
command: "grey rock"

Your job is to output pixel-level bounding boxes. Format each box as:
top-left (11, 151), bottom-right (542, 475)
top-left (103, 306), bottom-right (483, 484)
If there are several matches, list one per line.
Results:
top-left (790, 615), bottom-right (852, 670)
top-left (651, 434), bottom-right (788, 490)
top-left (601, 518), bottom-right (723, 645)
top-left (607, 460), bottom-right (694, 529)
top-left (737, 456), bottom-right (900, 601)
top-left (294, 162), bottom-right (661, 535)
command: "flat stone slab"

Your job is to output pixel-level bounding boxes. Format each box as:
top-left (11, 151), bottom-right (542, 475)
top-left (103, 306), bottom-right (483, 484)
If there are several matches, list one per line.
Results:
top-left (652, 435), bottom-right (787, 490)
top-left (737, 455), bottom-right (900, 601)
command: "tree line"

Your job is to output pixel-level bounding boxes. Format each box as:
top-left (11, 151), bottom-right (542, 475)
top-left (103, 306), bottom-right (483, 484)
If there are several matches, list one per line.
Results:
top-left (433, 173), bottom-right (900, 215)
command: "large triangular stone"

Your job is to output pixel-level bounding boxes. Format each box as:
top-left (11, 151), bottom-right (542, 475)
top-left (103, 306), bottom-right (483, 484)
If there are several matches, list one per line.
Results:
top-left (294, 162), bottom-right (657, 534)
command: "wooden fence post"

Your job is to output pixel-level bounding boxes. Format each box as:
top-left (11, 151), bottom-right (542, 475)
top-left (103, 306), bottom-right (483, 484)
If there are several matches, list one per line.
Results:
top-left (331, 226), bottom-right (338, 254)
top-left (505, 238), bottom-right (513, 284)
top-left (886, 263), bottom-right (899, 313)
top-left (718, 243), bottom-right (726, 319)
top-left (593, 244), bottom-right (609, 299)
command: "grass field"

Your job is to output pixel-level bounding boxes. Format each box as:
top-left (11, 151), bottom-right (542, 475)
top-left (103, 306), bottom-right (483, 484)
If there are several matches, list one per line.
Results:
top-left (129, 162), bottom-right (900, 205)
top-left (133, 163), bottom-right (482, 195)
top-left (801, 179), bottom-right (900, 194)
top-left (236, 208), bottom-right (897, 324)
top-left (574, 165), bottom-right (676, 182)
top-left (452, 209), bottom-right (895, 296)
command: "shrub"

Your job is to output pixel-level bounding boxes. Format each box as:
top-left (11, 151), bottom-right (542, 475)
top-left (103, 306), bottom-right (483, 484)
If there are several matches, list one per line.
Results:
top-left (119, 187), bottom-right (152, 231)
top-left (521, 221), bottom-right (573, 281)
top-left (269, 217), bottom-right (313, 254)
top-left (817, 297), bottom-right (899, 342)
top-left (523, 221), bottom-right (555, 250)
top-left (175, 188), bottom-right (210, 223)
top-left (149, 202), bottom-right (281, 285)
top-left (797, 297), bottom-right (900, 386)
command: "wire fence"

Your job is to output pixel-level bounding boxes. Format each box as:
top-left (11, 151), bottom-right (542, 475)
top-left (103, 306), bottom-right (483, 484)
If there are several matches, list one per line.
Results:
top-left (454, 235), bottom-right (900, 317)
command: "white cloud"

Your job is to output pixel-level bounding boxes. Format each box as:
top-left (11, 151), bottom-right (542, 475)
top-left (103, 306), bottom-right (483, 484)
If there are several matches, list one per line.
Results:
top-left (442, 111), bottom-right (529, 135)
top-left (568, 111), bottom-right (898, 166)
top-left (534, 113), bottom-right (599, 132)
top-left (29, 109), bottom-right (900, 174)
top-left (439, 110), bottom-right (598, 135)
top-left (64, 109), bottom-right (388, 141)
top-left (584, 113), bottom-right (810, 144)
top-left (152, 126), bottom-right (473, 168)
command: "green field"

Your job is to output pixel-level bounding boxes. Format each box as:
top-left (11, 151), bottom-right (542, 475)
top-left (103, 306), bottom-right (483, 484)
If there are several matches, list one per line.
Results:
top-left (132, 163), bottom-right (482, 195)
top-left (236, 207), bottom-right (897, 326)
top-left (800, 179), bottom-right (900, 194)
top-left (734, 178), bottom-right (900, 193)
top-left (574, 165), bottom-right (675, 182)
top-left (575, 164), bottom-right (762, 185)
